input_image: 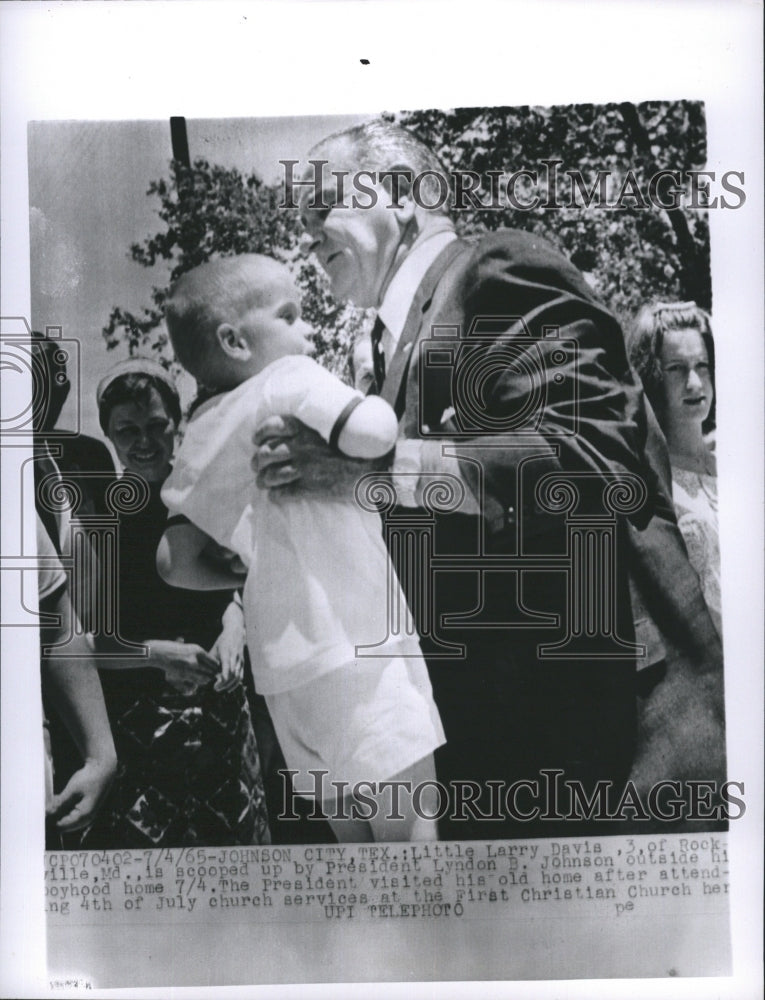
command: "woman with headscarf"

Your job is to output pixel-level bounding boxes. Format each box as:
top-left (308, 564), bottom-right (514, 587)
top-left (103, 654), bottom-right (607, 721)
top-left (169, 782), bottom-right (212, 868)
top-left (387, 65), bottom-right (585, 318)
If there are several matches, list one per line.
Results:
top-left (80, 357), bottom-right (269, 847)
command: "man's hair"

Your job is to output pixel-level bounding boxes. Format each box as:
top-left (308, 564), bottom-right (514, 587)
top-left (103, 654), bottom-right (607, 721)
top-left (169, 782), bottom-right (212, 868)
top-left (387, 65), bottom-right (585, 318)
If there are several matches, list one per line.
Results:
top-left (627, 301), bottom-right (716, 434)
top-left (309, 119), bottom-right (453, 216)
top-left (164, 254), bottom-right (287, 384)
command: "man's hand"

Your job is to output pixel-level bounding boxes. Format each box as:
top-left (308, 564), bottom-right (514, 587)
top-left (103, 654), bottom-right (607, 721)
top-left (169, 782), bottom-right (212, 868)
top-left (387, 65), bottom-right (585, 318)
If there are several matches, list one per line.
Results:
top-left (148, 640), bottom-right (220, 694)
top-left (47, 755), bottom-right (117, 832)
top-left (252, 414), bottom-right (388, 501)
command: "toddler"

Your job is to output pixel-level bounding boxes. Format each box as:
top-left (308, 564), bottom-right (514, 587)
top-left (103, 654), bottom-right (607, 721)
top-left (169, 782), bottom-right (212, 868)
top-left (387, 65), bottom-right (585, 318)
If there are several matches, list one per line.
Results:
top-left (159, 254), bottom-right (445, 842)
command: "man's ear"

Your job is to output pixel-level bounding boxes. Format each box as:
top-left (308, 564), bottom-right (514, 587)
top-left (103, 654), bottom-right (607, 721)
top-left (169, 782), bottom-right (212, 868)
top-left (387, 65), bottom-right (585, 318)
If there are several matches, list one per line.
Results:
top-left (393, 193), bottom-right (417, 227)
top-left (381, 161), bottom-right (418, 224)
top-left (215, 323), bottom-right (252, 361)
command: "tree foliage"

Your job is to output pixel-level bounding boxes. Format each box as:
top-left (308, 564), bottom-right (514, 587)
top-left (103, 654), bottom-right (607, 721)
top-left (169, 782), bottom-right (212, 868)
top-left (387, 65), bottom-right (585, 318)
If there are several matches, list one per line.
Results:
top-left (394, 101), bottom-right (710, 321)
top-left (102, 159), bottom-right (369, 382)
top-left (104, 102), bottom-right (710, 378)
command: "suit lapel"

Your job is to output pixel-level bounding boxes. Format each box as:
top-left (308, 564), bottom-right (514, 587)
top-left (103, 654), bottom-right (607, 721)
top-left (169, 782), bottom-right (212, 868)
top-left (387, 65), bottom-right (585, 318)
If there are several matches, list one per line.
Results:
top-left (381, 239), bottom-right (469, 417)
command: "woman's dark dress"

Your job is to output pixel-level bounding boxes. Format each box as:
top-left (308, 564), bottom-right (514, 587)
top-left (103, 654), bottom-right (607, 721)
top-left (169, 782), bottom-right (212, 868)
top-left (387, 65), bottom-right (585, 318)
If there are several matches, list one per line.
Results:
top-left (80, 488), bottom-right (270, 847)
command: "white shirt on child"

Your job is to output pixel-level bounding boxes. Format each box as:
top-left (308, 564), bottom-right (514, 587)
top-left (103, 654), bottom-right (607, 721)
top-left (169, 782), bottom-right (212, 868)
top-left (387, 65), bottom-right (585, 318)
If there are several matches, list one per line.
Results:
top-left (162, 354), bottom-right (420, 695)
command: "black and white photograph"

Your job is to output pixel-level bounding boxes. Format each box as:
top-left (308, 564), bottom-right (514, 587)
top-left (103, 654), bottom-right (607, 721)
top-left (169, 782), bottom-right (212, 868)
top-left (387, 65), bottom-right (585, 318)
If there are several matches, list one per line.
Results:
top-left (1, 2), bottom-right (762, 997)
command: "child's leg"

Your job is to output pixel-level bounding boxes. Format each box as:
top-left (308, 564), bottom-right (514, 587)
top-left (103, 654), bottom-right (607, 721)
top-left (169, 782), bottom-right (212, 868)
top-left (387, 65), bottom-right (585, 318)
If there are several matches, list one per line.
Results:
top-left (326, 755), bottom-right (441, 842)
top-left (265, 657), bottom-right (445, 843)
top-left (367, 754), bottom-right (439, 842)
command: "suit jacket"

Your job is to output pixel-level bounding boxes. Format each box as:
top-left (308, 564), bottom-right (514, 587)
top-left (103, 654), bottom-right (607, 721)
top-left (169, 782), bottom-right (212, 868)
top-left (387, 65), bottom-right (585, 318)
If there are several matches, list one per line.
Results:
top-left (381, 230), bottom-right (721, 663)
top-left (377, 230), bottom-right (724, 826)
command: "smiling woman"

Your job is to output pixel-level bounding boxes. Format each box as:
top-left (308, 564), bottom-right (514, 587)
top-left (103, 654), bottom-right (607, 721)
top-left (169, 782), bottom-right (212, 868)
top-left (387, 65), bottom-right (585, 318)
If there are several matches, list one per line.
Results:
top-left (99, 369), bottom-right (179, 483)
top-left (105, 393), bottom-right (176, 481)
top-left (73, 357), bottom-right (271, 848)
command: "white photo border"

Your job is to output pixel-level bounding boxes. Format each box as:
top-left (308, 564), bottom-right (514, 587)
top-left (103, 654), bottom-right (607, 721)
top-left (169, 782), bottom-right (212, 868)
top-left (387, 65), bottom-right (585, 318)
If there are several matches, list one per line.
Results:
top-left (1, 1), bottom-right (762, 998)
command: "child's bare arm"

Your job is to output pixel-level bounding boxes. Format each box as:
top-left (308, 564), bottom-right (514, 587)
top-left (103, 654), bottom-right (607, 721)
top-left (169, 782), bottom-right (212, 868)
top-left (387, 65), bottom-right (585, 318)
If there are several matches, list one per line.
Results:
top-left (157, 522), bottom-right (247, 591)
top-left (336, 395), bottom-right (398, 459)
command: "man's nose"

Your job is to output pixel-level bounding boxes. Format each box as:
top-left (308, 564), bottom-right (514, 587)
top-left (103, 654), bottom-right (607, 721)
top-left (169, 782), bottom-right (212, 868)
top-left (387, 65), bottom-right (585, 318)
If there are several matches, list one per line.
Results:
top-left (686, 368), bottom-right (703, 391)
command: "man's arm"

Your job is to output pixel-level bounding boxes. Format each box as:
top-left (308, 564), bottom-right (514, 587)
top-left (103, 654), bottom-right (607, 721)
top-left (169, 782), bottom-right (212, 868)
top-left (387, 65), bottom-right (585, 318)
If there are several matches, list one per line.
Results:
top-left (439, 234), bottom-right (646, 514)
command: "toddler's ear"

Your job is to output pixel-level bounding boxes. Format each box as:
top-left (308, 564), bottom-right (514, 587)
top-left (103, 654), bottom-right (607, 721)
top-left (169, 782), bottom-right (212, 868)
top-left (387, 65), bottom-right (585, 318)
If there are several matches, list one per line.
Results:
top-left (216, 323), bottom-right (252, 361)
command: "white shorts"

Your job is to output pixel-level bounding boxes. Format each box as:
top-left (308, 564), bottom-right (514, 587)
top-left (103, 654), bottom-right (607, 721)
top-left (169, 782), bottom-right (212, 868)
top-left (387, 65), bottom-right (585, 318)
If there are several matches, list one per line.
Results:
top-left (265, 656), bottom-right (445, 802)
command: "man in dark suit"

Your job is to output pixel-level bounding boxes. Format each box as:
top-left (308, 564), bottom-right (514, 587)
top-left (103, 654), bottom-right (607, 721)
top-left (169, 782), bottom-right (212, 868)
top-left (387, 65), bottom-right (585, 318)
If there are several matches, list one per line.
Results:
top-left (255, 120), bottom-right (724, 838)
